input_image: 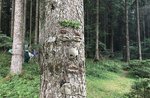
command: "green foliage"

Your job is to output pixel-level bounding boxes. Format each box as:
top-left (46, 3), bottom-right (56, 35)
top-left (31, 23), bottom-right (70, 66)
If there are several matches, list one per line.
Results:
top-left (130, 38), bottom-right (150, 59)
top-left (86, 59), bottom-right (134, 98)
top-left (86, 59), bottom-right (122, 78)
top-left (0, 52), bottom-right (11, 77)
top-left (0, 34), bottom-right (12, 50)
top-left (0, 52), bottom-right (134, 98)
top-left (128, 60), bottom-right (150, 78)
top-left (125, 78), bottom-right (150, 98)
top-left (59, 20), bottom-right (81, 29)
top-left (0, 75), bottom-right (39, 98)
top-left (0, 52), bottom-right (40, 98)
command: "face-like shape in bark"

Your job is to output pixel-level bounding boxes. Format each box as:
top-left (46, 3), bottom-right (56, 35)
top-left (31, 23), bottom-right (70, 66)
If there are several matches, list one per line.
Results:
top-left (68, 47), bottom-right (78, 60)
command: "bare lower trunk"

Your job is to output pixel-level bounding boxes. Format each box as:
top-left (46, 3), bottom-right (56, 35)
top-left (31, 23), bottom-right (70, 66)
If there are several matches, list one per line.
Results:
top-left (23, 0), bottom-right (26, 39)
top-left (95, 0), bottom-right (100, 61)
top-left (29, 0), bottom-right (32, 46)
top-left (110, 30), bottom-right (114, 54)
top-left (143, 18), bottom-right (146, 41)
top-left (10, 0), bottom-right (24, 75)
top-left (10, 0), bottom-right (15, 37)
top-left (125, 0), bottom-right (130, 62)
top-left (136, 0), bottom-right (142, 61)
top-left (39, 0), bottom-right (86, 98)
top-left (34, 0), bottom-right (39, 44)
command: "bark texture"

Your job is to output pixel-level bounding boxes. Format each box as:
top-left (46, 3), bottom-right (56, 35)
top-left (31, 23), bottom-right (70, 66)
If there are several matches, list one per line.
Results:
top-left (39, 0), bottom-right (86, 98)
top-left (95, 0), bottom-right (100, 61)
top-left (10, 0), bottom-right (24, 74)
top-left (10, 0), bottom-right (15, 37)
top-left (136, 0), bottom-right (142, 61)
top-left (34, 0), bottom-right (39, 44)
top-left (23, 0), bottom-right (27, 38)
top-left (29, 0), bottom-right (33, 46)
top-left (125, 0), bottom-right (130, 62)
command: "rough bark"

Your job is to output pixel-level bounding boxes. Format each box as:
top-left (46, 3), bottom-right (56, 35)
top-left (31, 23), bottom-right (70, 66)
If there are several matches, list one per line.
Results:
top-left (39, 0), bottom-right (86, 98)
top-left (125, 0), bottom-right (130, 62)
top-left (136, 0), bottom-right (142, 61)
top-left (10, 0), bottom-right (24, 74)
top-left (94, 0), bottom-right (100, 61)
top-left (34, 0), bottom-right (39, 44)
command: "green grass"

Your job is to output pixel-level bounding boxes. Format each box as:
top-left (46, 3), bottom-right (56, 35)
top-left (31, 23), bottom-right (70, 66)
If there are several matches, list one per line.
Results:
top-left (86, 59), bottom-right (134, 98)
top-left (0, 52), bottom-right (135, 98)
top-left (0, 52), bottom-right (40, 98)
top-left (87, 73), bottom-right (134, 98)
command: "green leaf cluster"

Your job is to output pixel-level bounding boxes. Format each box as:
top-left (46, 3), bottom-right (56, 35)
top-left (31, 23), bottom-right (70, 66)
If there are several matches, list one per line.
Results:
top-left (86, 59), bottom-right (122, 78)
top-left (128, 60), bottom-right (150, 78)
top-left (0, 34), bottom-right (12, 50)
top-left (126, 78), bottom-right (150, 98)
top-left (0, 52), bottom-right (40, 98)
top-left (59, 20), bottom-right (81, 29)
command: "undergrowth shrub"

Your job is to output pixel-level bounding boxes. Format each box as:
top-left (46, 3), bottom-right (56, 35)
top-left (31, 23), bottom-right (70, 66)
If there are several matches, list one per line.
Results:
top-left (125, 78), bottom-right (150, 98)
top-left (0, 52), bottom-right (11, 77)
top-left (128, 60), bottom-right (150, 78)
top-left (0, 34), bottom-right (12, 51)
top-left (130, 38), bottom-right (150, 59)
top-left (86, 59), bottom-right (122, 78)
top-left (0, 52), bottom-right (40, 98)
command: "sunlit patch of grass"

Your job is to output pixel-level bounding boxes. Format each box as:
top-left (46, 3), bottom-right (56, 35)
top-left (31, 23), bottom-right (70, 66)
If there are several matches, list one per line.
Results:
top-left (87, 73), bottom-right (134, 98)
top-left (86, 59), bottom-right (135, 98)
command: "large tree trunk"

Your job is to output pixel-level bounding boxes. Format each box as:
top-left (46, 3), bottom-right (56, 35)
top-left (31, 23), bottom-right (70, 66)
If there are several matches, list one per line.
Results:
top-left (136, 0), bottom-right (142, 61)
top-left (125, 0), bottom-right (130, 62)
top-left (34, 0), bottom-right (39, 44)
top-left (94, 0), bottom-right (100, 61)
top-left (39, 0), bottom-right (86, 98)
top-left (10, 0), bottom-right (24, 74)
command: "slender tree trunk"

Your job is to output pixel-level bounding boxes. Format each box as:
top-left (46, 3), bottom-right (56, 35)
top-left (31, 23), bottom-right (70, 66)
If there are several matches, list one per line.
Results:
top-left (89, 12), bottom-right (93, 57)
top-left (0, 0), bottom-right (2, 33)
top-left (110, 29), bottom-right (114, 54)
top-left (85, 4), bottom-right (89, 57)
top-left (143, 18), bottom-right (146, 41)
top-left (136, 0), bottom-right (142, 61)
top-left (34, 0), bottom-right (39, 44)
top-left (39, 0), bottom-right (86, 97)
top-left (22, 0), bottom-right (27, 62)
top-left (125, 0), bottom-right (130, 62)
top-left (104, 13), bottom-right (107, 48)
top-left (104, 11), bottom-right (109, 49)
top-left (10, 0), bottom-right (15, 37)
top-left (94, 0), bottom-right (100, 61)
top-left (29, 0), bottom-right (32, 46)
top-left (23, 0), bottom-right (26, 39)
top-left (10, 0), bottom-right (24, 75)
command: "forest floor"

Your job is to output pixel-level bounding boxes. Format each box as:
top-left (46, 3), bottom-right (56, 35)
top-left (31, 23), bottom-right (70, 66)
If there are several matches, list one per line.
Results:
top-left (0, 52), bottom-right (135, 98)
